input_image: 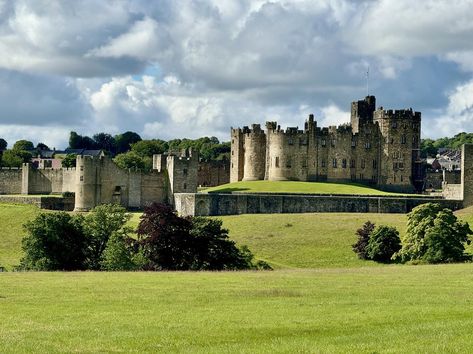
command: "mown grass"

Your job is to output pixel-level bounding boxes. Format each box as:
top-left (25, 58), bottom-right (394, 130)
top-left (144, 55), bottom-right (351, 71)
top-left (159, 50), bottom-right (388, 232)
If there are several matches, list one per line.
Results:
top-left (203, 180), bottom-right (405, 195)
top-left (2, 266), bottom-right (473, 353)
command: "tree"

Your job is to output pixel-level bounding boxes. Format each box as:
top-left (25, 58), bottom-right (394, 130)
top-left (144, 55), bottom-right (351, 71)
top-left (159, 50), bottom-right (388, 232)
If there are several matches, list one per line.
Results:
top-left (135, 203), bottom-right (256, 270)
top-left (36, 142), bottom-right (49, 151)
top-left (366, 226), bottom-right (401, 262)
top-left (69, 131), bottom-right (82, 149)
top-left (93, 133), bottom-right (116, 153)
top-left (0, 150), bottom-right (24, 167)
top-left (13, 140), bottom-right (34, 151)
top-left (131, 139), bottom-right (168, 157)
top-left (61, 153), bottom-right (77, 168)
top-left (422, 211), bottom-right (472, 263)
top-left (113, 151), bottom-right (151, 170)
top-left (100, 231), bottom-right (146, 271)
top-left (352, 221), bottom-right (375, 259)
top-left (395, 203), bottom-right (472, 263)
top-left (20, 212), bottom-right (86, 270)
top-left (0, 138), bottom-right (7, 151)
top-left (114, 131), bottom-right (142, 154)
top-left (82, 204), bottom-right (131, 270)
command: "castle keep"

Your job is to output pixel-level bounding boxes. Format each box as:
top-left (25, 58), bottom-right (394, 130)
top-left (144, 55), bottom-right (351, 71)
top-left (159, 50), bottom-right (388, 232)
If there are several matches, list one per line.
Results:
top-left (230, 96), bottom-right (423, 192)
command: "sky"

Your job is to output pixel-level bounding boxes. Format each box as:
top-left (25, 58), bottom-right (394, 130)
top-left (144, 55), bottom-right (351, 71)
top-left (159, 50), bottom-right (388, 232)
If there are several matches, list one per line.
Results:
top-left (0, 0), bottom-right (473, 149)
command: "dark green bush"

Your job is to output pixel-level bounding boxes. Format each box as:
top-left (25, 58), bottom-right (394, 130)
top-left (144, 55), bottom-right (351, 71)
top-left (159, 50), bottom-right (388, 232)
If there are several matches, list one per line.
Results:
top-left (366, 226), bottom-right (401, 263)
top-left (352, 221), bottom-right (375, 260)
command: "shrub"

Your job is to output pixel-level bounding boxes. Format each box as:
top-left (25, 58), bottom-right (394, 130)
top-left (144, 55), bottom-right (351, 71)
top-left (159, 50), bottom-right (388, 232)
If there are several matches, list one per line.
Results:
top-left (20, 212), bottom-right (86, 270)
top-left (395, 203), bottom-right (472, 263)
top-left (83, 204), bottom-right (131, 270)
top-left (100, 231), bottom-right (145, 271)
top-left (136, 203), bottom-right (258, 270)
top-left (366, 226), bottom-right (401, 263)
top-left (62, 191), bottom-right (75, 198)
top-left (352, 221), bottom-right (375, 259)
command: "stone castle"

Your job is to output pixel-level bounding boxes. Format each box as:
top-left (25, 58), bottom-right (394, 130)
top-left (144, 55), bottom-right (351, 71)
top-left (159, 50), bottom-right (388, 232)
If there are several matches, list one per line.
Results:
top-left (0, 150), bottom-right (198, 211)
top-left (230, 96), bottom-right (423, 192)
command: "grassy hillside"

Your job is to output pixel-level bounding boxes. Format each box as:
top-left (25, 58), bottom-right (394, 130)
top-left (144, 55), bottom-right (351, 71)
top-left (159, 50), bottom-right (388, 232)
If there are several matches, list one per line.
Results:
top-left (204, 180), bottom-right (404, 195)
top-left (2, 266), bottom-right (473, 353)
top-left (0, 204), bottom-right (40, 269)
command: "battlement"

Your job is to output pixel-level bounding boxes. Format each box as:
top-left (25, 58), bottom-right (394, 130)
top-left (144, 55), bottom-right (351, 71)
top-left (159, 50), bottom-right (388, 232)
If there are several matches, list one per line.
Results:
top-left (374, 108), bottom-right (421, 120)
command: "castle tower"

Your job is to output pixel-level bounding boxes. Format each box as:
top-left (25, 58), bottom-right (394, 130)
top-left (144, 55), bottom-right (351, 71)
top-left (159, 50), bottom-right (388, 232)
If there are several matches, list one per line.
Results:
top-left (74, 155), bottom-right (100, 212)
top-left (230, 128), bottom-right (245, 182)
top-left (351, 96), bottom-right (376, 134)
top-left (373, 108), bottom-right (421, 192)
top-left (166, 149), bottom-right (198, 203)
top-left (242, 124), bottom-right (266, 181)
top-left (461, 144), bottom-right (473, 207)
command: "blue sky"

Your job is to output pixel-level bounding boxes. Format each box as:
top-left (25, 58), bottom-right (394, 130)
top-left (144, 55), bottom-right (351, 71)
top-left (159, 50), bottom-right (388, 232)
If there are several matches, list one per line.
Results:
top-left (0, 0), bottom-right (472, 148)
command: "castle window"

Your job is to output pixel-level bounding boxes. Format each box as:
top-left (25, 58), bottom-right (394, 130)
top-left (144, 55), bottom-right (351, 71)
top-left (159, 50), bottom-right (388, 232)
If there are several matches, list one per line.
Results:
top-left (401, 175), bottom-right (403, 182)
top-left (231, 150), bottom-right (234, 156)
top-left (183, 168), bottom-right (188, 176)
top-left (286, 158), bottom-right (292, 168)
top-left (331, 139), bottom-right (336, 147)
top-left (302, 158), bottom-right (307, 168)
top-left (373, 160), bottom-right (377, 169)
top-left (231, 162), bottom-right (233, 168)
top-left (288, 137), bottom-right (294, 145)
top-left (401, 135), bottom-right (407, 144)
top-left (321, 139), bottom-right (326, 147)
top-left (361, 159), bottom-right (365, 169)
top-left (80, 165), bottom-right (84, 171)
top-left (183, 183), bottom-right (187, 190)
top-left (392, 121), bottom-right (397, 128)
top-left (364, 142), bottom-right (371, 149)
top-left (232, 139), bottom-right (234, 144)
top-left (332, 159), bottom-right (337, 168)
top-left (342, 159), bottom-right (347, 168)
top-left (275, 157), bottom-right (279, 168)
top-left (351, 139), bottom-right (356, 147)
top-left (350, 159), bottom-right (355, 168)
top-left (321, 159), bottom-right (326, 168)
top-left (80, 175), bottom-right (84, 181)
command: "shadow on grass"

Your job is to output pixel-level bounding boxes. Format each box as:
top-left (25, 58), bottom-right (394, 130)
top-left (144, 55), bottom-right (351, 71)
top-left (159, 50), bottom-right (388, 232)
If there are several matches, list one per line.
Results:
top-left (208, 188), bottom-right (250, 193)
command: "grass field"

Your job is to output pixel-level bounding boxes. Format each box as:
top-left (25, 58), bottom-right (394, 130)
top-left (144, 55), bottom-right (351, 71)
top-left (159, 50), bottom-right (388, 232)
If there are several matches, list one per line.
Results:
top-left (203, 180), bottom-right (404, 195)
top-left (2, 266), bottom-right (473, 353)
top-left (2, 203), bottom-right (473, 352)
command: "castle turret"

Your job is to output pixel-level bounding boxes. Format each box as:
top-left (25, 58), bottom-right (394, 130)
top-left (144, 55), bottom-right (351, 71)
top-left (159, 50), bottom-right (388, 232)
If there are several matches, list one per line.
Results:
top-left (74, 155), bottom-right (100, 212)
top-left (230, 128), bottom-right (245, 182)
top-left (242, 124), bottom-right (266, 181)
top-left (351, 96), bottom-right (376, 134)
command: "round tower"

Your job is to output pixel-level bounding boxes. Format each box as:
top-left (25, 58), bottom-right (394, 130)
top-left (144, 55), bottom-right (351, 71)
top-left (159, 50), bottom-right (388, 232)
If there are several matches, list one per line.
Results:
top-left (74, 155), bottom-right (99, 212)
top-left (267, 130), bottom-right (292, 181)
top-left (242, 124), bottom-right (266, 181)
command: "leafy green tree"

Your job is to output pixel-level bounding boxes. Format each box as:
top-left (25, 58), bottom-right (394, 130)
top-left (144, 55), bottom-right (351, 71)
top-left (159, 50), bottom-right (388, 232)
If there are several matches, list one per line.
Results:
top-left (0, 150), bottom-right (24, 167)
top-left (61, 153), bottom-right (77, 168)
top-left (93, 133), bottom-right (116, 153)
top-left (100, 231), bottom-right (145, 271)
top-left (422, 211), bottom-right (472, 263)
top-left (395, 203), bottom-right (472, 263)
top-left (82, 204), bottom-right (131, 270)
top-left (114, 151), bottom-right (151, 170)
top-left (20, 212), bottom-right (86, 270)
top-left (13, 140), bottom-right (34, 151)
top-left (0, 138), bottom-right (7, 151)
top-left (366, 226), bottom-right (401, 262)
top-left (352, 221), bottom-right (375, 260)
top-left (69, 131), bottom-right (82, 149)
top-left (131, 139), bottom-right (168, 157)
top-left (36, 143), bottom-right (49, 150)
top-left (114, 131), bottom-right (142, 154)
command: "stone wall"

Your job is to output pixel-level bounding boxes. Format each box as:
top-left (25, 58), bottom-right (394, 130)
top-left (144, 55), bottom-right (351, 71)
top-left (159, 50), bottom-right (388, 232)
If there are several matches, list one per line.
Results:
top-left (197, 160), bottom-right (230, 187)
top-left (175, 192), bottom-right (462, 217)
top-left (443, 184), bottom-right (462, 200)
top-left (0, 195), bottom-right (74, 211)
top-left (0, 168), bottom-right (22, 194)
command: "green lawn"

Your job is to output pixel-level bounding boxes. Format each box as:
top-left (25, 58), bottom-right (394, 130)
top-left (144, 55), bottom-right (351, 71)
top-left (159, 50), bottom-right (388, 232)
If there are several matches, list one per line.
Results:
top-left (204, 180), bottom-right (405, 195)
top-left (2, 266), bottom-right (473, 353)
top-left (2, 203), bottom-right (473, 352)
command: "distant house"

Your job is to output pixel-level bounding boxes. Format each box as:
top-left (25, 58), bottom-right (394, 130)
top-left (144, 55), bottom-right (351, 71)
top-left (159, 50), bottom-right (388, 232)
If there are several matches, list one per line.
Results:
top-left (31, 149), bottom-right (105, 169)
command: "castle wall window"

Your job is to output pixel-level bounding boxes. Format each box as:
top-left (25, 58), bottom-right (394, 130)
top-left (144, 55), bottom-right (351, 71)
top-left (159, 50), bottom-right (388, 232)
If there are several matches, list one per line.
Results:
top-left (286, 158), bottom-right (292, 168)
top-left (350, 159), bottom-right (355, 168)
top-left (302, 159), bottom-right (307, 168)
top-left (183, 168), bottom-right (188, 176)
top-left (80, 175), bottom-right (84, 181)
top-left (361, 159), bottom-right (365, 169)
top-left (288, 137), bottom-right (294, 145)
top-left (401, 135), bottom-right (407, 144)
top-left (183, 183), bottom-right (187, 190)
top-left (321, 139), bottom-right (326, 147)
top-left (332, 159), bottom-right (337, 168)
top-left (392, 121), bottom-right (397, 128)
top-left (364, 142), bottom-right (371, 149)
top-left (321, 159), bottom-right (326, 168)
top-left (231, 150), bottom-right (234, 156)
top-left (351, 139), bottom-right (356, 147)
top-left (275, 157), bottom-right (279, 168)
top-left (80, 166), bottom-right (84, 171)
top-left (231, 162), bottom-right (233, 168)
top-left (331, 139), bottom-right (336, 147)
top-left (342, 159), bottom-right (347, 168)
top-left (373, 160), bottom-right (377, 169)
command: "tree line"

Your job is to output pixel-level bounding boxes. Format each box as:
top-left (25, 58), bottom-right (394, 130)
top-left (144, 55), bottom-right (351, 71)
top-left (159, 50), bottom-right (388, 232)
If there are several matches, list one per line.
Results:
top-left (421, 132), bottom-right (473, 158)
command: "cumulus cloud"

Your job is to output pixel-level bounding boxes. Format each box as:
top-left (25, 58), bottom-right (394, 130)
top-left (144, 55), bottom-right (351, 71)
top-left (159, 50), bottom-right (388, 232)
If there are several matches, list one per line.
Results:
top-left (0, 0), bottom-right (472, 146)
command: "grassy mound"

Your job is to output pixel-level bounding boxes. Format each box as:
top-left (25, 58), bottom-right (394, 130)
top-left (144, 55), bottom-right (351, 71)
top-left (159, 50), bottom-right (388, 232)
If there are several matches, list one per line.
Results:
top-left (2, 267), bottom-right (473, 352)
top-left (203, 180), bottom-right (404, 195)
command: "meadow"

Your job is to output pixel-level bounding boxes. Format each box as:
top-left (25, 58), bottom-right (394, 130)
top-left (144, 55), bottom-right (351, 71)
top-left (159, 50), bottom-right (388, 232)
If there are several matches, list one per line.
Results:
top-left (2, 203), bottom-right (473, 352)
top-left (203, 180), bottom-right (403, 195)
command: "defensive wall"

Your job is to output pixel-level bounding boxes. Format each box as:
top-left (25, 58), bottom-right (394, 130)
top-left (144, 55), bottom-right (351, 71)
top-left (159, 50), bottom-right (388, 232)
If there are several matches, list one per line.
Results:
top-left (0, 195), bottom-right (74, 211)
top-left (174, 193), bottom-right (462, 217)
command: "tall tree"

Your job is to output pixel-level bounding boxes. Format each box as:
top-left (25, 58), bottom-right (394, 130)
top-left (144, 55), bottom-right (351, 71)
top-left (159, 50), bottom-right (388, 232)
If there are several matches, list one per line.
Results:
top-left (114, 131), bottom-right (142, 154)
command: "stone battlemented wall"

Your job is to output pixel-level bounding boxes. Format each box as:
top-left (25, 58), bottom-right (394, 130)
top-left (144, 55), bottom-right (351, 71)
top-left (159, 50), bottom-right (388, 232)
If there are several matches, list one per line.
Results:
top-left (0, 168), bottom-right (22, 194)
top-left (175, 193), bottom-right (462, 217)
